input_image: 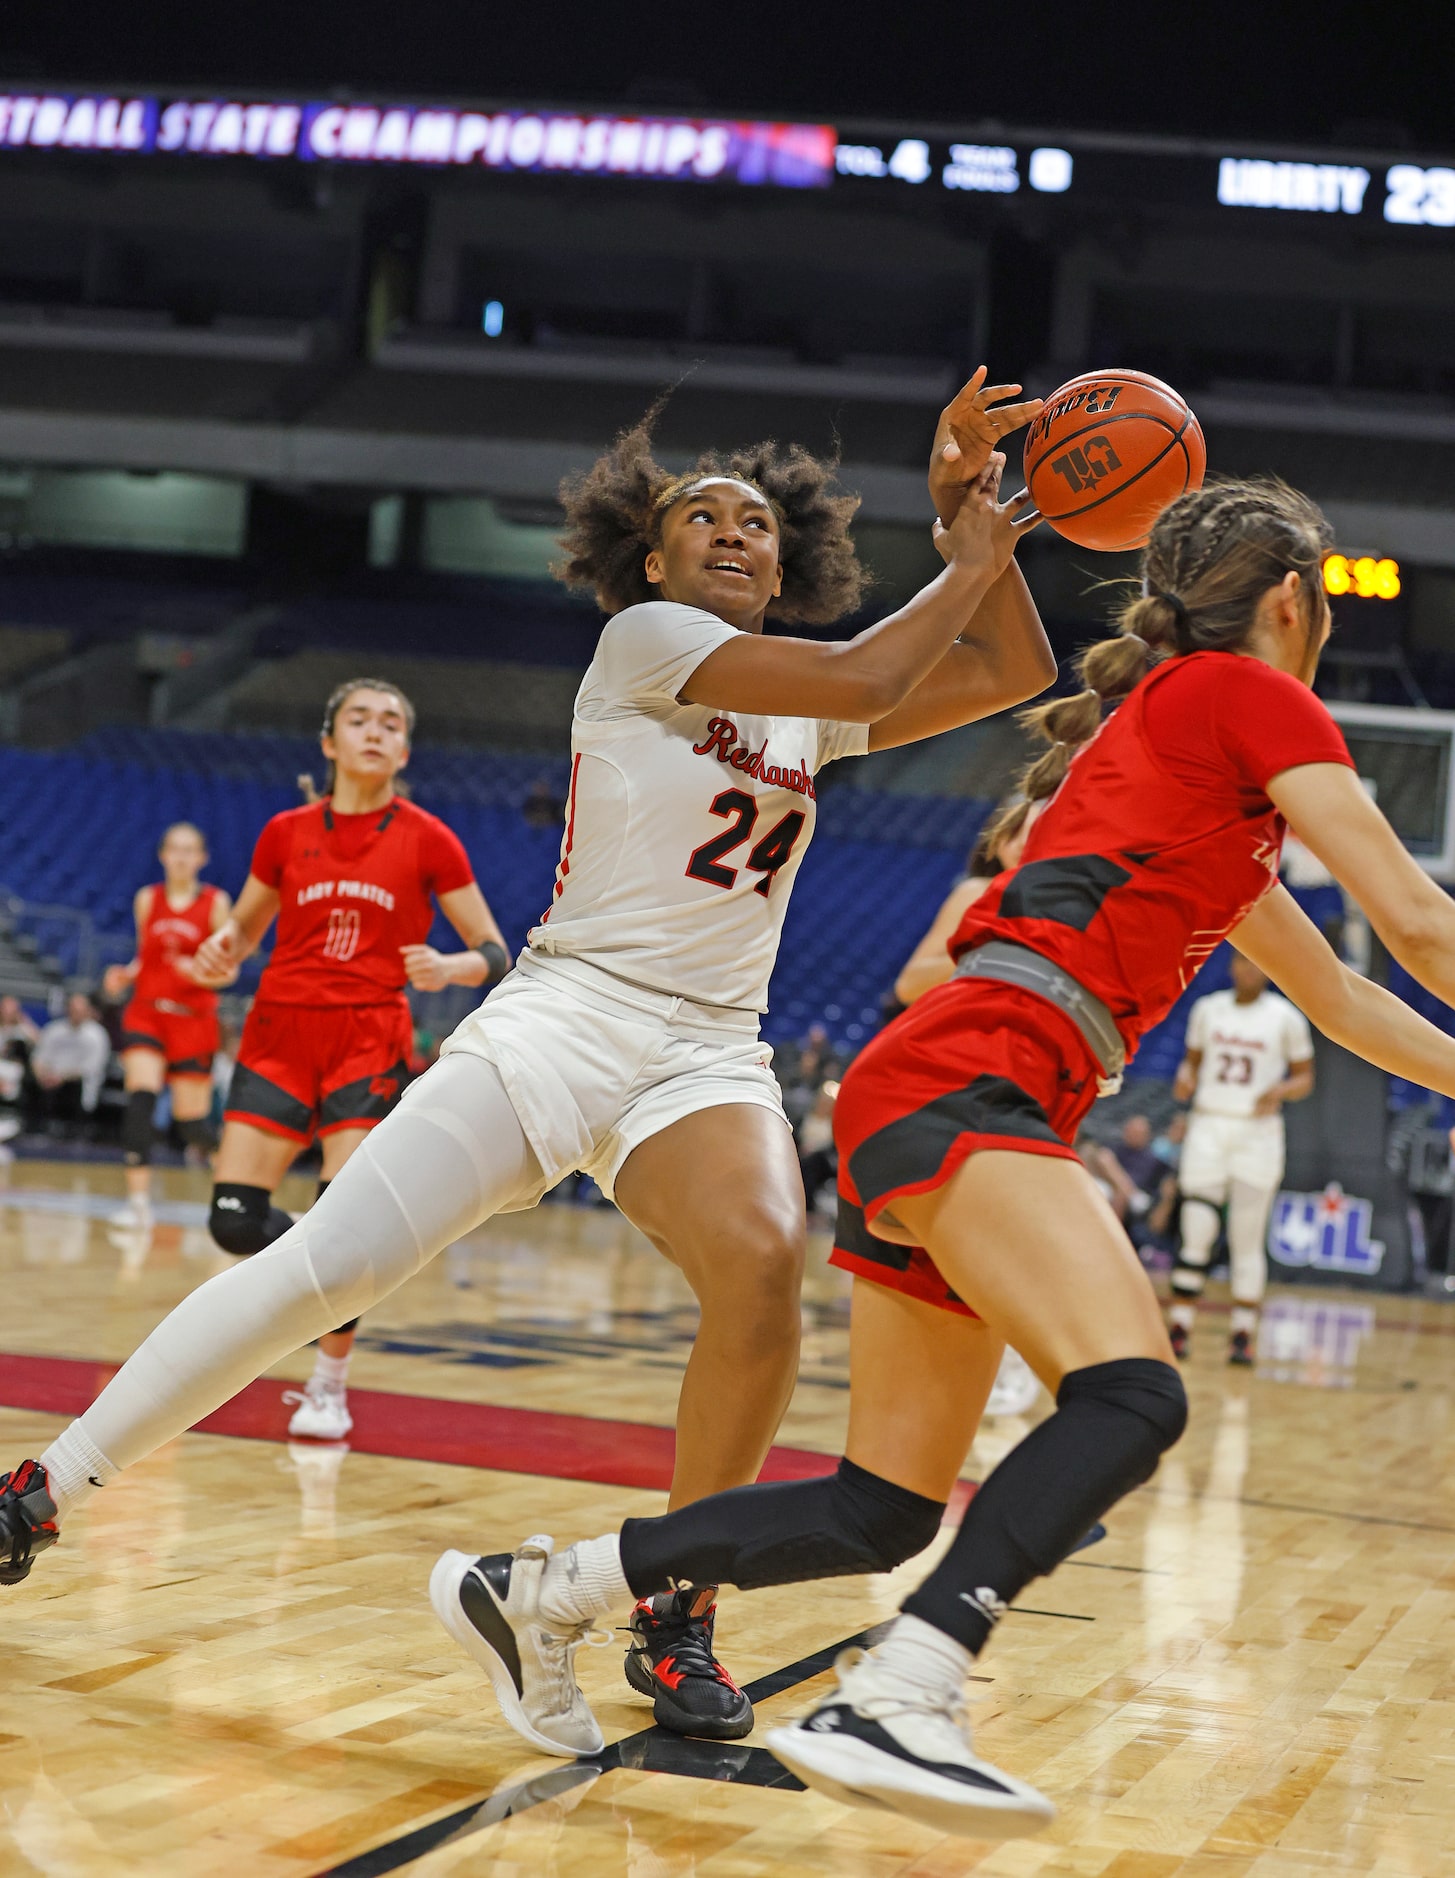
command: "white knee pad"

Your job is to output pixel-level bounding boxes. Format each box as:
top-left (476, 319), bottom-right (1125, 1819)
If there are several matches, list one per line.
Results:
top-left (1227, 1180), bottom-right (1274, 1305)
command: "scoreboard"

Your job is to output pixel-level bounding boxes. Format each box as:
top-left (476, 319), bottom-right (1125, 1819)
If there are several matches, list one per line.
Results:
top-left (1, 84), bottom-right (1451, 228)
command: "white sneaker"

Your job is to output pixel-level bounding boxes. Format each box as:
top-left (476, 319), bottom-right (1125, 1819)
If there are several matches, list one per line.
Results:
top-left (765, 1647), bottom-right (1054, 1840)
top-left (108, 1196), bottom-right (153, 1230)
top-left (430, 1540), bottom-right (607, 1758)
top-left (283, 1377), bottom-right (353, 1440)
top-left (985, 1347), bottom-right (1041, 1418)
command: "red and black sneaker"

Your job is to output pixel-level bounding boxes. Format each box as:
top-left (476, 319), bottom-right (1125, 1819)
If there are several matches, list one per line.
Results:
top-left (624, 1586), bottom-right (753, 1740)
top-left (0, 1460), bottom-right (59, 1586)
top-left (1228, 1329), bottom-right (1255, 1367)
top-left (1168, 1320), bottom-right (1191, 1362)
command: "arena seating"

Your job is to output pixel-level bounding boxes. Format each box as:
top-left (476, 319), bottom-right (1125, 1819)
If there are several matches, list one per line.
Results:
top-left (4, 725), bottom-right (1440, 1091)
top-left (0, 731), bottom-right (977, 1051)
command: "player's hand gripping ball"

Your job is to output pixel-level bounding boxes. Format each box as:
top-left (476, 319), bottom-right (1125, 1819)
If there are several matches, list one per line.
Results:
top-left (1023, 369), bottom-right (1205, 551)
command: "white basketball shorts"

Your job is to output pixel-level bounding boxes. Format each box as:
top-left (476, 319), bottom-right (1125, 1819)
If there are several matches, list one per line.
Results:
top-left (439, 949), bottom-right (788, 1207)
top-left (1179, 1111), bottom-right (1286, 1202)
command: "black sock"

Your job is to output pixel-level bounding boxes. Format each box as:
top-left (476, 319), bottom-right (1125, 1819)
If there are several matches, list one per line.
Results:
top-left (902, 1357), bottom-right (1187, 1653)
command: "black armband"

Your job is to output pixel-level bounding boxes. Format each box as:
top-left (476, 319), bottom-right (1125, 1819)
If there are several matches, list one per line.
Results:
top-left (476, 941), bottom-right (509, 983)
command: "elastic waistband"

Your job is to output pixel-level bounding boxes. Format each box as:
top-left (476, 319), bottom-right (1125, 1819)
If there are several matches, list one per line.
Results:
top-left (954, 940), bottom-right (1125, 1094)
top-left (516, 948), bottom-right (761, 1038)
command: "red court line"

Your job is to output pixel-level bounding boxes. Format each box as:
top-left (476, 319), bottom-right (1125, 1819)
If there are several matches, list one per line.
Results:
top-left (0, 1350), bottom-right (842, 1492)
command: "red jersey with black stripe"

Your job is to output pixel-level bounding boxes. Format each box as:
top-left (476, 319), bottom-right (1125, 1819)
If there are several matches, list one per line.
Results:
top-left (950, 652), bottom-right (1355, 1057)
top-left (133, 882), bottom-right (222, 1015)
top-left (249, 798), bottom-right (474, 1006)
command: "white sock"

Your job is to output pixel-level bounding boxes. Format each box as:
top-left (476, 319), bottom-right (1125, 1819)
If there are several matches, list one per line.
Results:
top-left (39, 1423), bottom-right (119, 1523)
top-left (1230, 1304), bottom-right (1259, 1336)
top-left (312, 1350), bottom-right (351, 1389)
top-left (1169, 1300), bottom-right (1197, 1333)
top-left (539, 1534), bottom-right (632, 1629)
top-left (872, 1612), bottom-right (974, 1698)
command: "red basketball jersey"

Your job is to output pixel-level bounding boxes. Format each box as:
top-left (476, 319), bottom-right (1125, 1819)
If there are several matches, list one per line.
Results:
top-left (133, 882), bottom-right (222, 1012)
top-left (249, 798), bottom-right (474, 1006)
top-left (951, 651), bottom-right (1354, 1058)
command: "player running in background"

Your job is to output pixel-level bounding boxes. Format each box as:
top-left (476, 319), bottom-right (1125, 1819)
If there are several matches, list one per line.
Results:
top-left (1169, 951), bottom-right (1314, 1364)
top-left (102, 823), bottom-right (232, 1231)
top-left (426, 479), bottom-right (1455, 1840)
top-left (893, 794), bottom-right (1039, 1007)
top-left (191, 678), bottom-right (508, 1440)
top-left (0, 373), bottom-right (1054, 1750)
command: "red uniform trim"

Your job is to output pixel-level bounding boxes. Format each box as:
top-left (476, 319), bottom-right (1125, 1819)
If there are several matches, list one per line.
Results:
top-left (543, 752), bottom-right (582, 919)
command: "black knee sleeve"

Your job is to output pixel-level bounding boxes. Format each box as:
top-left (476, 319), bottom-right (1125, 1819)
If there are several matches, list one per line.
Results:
top-left (121, 1090), bottom-right (158, 1166)
top-left (1057, 1356), bottom-right (1188, 1462)
top-left (904, 1358), bottom-right (1186, 1654)
top-left (176, 1116), bottom-right (215, 1154)
top-left (209, 1183), bottom-right (294, 1257)
top-left (619, 1457), bottom-right (946, 1600)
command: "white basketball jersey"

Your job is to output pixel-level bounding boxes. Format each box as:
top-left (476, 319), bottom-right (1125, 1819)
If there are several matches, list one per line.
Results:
top-left (1186, 988), bottom-right (1313, 1119)
top-left (527, 601), bottom-right (869, 1012)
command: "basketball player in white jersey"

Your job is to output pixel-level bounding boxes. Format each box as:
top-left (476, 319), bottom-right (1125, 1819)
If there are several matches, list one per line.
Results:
top-left (3, 373), bottom-right (1053, 1748)
top-left (1168, 950), bottom-right (1314, 1364)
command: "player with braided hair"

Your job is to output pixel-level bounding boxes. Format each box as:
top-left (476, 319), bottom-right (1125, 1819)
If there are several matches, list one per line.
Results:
top-left (2, 372), bottom-right (1055, 1745)
top-left (428, 475), bottom-right (1455, 1841)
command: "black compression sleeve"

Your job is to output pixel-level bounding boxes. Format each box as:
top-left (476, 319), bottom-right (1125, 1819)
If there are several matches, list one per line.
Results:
top-left (902, 1358), bottom-right (1187, 1653)
top-left (619, 1458), bottom-right (944, 1598)
top-left (476, 941), bottom-right (509, 983)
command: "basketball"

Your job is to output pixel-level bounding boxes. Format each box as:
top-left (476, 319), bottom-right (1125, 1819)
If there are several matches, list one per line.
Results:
top-left (1023, 368), bottom-right (1206, 551)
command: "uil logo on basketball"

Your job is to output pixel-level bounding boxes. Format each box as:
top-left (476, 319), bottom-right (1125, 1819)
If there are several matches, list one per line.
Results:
top-left (1049, 435), bottom-right (1123, 496)
top-left (322, 907), bottom-right (361, 962)
top-left (1267, 1182), bottom-right (1385, 1276)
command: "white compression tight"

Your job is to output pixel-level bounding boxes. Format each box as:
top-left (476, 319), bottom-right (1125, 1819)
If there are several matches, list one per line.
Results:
top-left (42, 1054), bottom-right (539, 1513)
top-left (1226, 1179), bottom-right (1274, 1306)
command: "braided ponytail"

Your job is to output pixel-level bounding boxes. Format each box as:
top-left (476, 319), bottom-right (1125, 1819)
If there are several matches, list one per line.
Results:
top-left (1014, 476), bottom-right (1332, 807)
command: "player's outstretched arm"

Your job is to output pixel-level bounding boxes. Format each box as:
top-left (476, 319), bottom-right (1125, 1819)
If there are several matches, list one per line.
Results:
top-left (894, 878), bottom-right (987, 1006)
top-left (102, 887), bottom-right (151, 998)
top-left (681, 464), bottom-right (1039, 725)
top-left (1268, 761), bottom-right (1455, 1009)
top-left (190, 875), bottom-right (278, 987)
top-left (1231, 884), bottom-right (1455, 1095)
top-left (401, 884), bottom-right (510, 992)
top-left (866, 556), bottom-right (1055, 752)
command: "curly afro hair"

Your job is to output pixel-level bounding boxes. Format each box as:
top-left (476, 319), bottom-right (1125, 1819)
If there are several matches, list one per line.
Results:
top-left (555, 401), bottom-right (869, 626)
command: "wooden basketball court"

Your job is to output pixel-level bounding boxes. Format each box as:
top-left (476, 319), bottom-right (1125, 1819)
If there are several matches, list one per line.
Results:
top-left (2, 1156), bottom-right (1452, 1875)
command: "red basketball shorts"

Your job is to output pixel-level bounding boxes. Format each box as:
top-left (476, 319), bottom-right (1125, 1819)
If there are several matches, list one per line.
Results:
top-left (120, 996), bottom-right (219, 1076)
top-left (225, 998), bottom-right (413, 1144)
top-left (830, 980), bottom-right (1102, 1317)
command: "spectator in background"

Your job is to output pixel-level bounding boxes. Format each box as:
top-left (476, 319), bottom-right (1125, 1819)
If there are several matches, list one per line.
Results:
top-left (797, 1078), bottom-right (839, 1219)
top-left (25, 993), bottom-right (111, 1137)
top-left (0, 995), bottom-right (39, 1144)
top-left (777, 1021), bottom-right (843, 1131)
top-left (0, 995), bottom-right (39, 1065)
top-left (523, 777), bottom-right (565, 829)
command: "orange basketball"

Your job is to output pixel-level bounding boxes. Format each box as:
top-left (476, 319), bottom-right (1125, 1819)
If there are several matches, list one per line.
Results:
top-left (1023, 368), bottom-right (1206, 551)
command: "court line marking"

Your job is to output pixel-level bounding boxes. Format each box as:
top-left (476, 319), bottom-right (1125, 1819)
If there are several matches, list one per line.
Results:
top-left (315, 1625), bottom-right (1003, 1877)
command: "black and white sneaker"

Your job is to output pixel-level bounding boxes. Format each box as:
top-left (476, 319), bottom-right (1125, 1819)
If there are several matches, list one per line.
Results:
top-left (624, 1586), bottom-right (753, 1740)
top-left (765, 1647), bottom-right (1054, 1840)
top-left (430, 1540), bottom-right (607, 1758)
top-left (0, 1460), bottom-right (60, 1587)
